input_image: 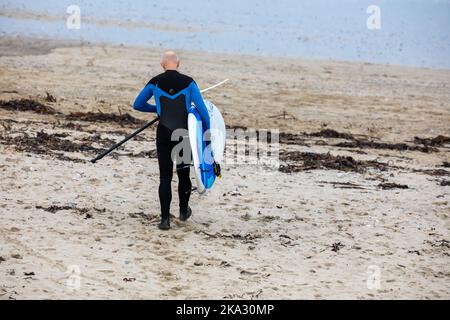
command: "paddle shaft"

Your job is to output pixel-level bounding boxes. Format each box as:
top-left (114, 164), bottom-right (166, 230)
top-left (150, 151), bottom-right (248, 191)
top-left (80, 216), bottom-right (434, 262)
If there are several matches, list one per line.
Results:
top-left (90, 117), bottom-right (159, 163)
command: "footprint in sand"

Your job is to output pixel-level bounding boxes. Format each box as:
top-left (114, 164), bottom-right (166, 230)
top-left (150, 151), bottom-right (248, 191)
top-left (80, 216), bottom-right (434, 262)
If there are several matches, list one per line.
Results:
top-left (164, 255), bottom-right (185, 265)
top-left (157, 270), bottom-right (178, 281)
top-left (98, 269), bottom-right (115, 274)
top-left (167, 285), bottom-right (191, 296)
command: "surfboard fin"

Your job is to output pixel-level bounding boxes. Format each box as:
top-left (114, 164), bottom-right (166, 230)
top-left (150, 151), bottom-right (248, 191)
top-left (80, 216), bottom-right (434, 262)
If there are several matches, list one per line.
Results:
top-left (213, 161), bottom-right (222, 178)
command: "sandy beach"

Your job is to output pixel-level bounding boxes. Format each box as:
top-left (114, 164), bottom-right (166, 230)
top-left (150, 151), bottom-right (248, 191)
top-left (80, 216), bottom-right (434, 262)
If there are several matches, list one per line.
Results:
top-left (0, 36), bottom-right (449, 299)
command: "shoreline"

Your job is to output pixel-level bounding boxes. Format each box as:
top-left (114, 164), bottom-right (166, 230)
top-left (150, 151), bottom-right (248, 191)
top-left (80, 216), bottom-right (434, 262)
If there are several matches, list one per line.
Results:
top-left (1, 33), bottom-right (450, 73)
top-left (1, 8), bottom-right (450, 71)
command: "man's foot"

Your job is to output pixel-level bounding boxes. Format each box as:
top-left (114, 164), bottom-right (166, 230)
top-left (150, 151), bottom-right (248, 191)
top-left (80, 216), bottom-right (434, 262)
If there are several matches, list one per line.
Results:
top-left (158, 218), bottom-right (170, 230)
top-left (179, 206), bottom-right (192, 221)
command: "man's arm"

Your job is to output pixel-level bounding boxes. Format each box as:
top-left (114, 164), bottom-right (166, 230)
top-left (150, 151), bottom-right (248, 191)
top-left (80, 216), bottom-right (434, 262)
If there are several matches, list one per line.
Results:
top-left (133, 84), bottom-right (157, 113)
top-left (190, 82), bottom-right (211, 131)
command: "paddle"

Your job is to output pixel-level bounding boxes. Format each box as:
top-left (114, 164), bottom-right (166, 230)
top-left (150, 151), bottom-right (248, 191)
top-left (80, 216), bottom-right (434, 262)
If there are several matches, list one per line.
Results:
top-left (90, 117), bottom-right (159, 163)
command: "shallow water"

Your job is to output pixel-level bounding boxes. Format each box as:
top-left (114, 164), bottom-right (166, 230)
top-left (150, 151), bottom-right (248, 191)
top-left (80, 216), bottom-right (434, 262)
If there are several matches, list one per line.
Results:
top-left (0, 0), bottom-right (449, 69)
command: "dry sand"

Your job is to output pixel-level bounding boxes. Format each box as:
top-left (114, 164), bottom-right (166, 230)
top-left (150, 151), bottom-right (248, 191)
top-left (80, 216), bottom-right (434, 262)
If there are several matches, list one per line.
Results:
top-left (0, 36), bottom-right (449, 299)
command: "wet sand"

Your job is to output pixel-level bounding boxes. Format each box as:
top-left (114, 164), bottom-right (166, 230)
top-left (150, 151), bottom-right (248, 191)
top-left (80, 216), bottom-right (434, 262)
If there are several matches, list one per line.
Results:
top-left (0, 36), bottom-right (449, 299)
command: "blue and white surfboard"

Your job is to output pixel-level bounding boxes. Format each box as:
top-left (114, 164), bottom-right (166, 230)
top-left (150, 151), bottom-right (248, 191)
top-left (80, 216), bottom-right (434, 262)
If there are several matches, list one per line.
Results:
top-left (188, 100), bottom-right (226, 194)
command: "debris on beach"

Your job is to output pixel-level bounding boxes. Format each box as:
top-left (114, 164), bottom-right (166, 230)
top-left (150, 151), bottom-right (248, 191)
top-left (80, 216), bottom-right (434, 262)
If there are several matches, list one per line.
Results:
top-left (335, 140), bottom-right (435, 153)
top-left (414, 135), bottom-right (450, 147)
top-left (196, 230), bottom-right (261, 244)
top-left (0, 99), bottom-right (57, 114)
top-left (120, 149), bottom-right (158, 159)
top-left (413, 168), bottom-right (450, 177)
top-left (35, 205), bottom-right (75, 213)
top-left (316, 181), bottom-right (367, 190)
top-left (63, 122), bottom-right (86, 131)
top-left (36, 205), bottom-right (90, 215)
top-left (35, 205), bottom-right (104, 219)
top-left (279, 151), bottom-right (387, 173)
top-left (0, 129), bottom-right (156, 163)
top-left (279, 132), bottom-right (308, 145)
top-left (331, 242), bottom-right (345, 252)
top-left (0, 130), bottom-right (102, 154)
top-left (425, 239), bottom-right (450, 249)
top-left (0, 98), bottom-right (144, 126)
top-left (65, 111), bottom-right (145, 126)
top-left (44, 91), bottom-right (57, 103)
top-left (268, 110), bottom-right (297, 120)
top-left (378, 183), bottom-right (409, 190)
top-left (269, 127), bottom-right (441, 155)
top-left (226, 124), bottom-right (248, 131)
top-left (307, 129), bottom-right (355, 140)
top-left (80, 133), bottom-right (117, 146)
top-left (128, 211), bottom-right (149, 219)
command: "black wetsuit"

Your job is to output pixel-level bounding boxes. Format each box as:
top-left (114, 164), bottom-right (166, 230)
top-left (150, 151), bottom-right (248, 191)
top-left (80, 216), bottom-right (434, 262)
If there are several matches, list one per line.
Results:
top-left (133, 70), bottom-right (210, 220)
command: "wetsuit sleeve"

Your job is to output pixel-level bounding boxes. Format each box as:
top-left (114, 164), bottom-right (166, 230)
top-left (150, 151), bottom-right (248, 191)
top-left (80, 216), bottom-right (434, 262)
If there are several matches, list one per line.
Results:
top-left (133, 84), bottom-right (157, 113)
top-left (190, 82), bottom-right (211, 131)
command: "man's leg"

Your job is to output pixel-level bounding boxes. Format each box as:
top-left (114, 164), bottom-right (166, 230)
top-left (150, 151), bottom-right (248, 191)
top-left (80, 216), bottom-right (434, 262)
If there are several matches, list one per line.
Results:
top-left (156, 126), bottom-right (174, 229)
top-left (175, 134), bottom-right (192, 221)
top-left (176, 164), bottom-right (191, 214)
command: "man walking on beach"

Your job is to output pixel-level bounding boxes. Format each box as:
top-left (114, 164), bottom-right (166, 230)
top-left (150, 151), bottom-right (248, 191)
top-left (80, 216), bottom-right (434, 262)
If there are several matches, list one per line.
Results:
top-left (133, 51), bottom-right (210, 230)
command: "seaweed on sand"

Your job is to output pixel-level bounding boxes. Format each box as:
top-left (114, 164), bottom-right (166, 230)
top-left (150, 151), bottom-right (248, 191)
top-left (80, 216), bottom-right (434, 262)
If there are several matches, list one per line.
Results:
top-left (0, 99), bottom-right (57, 114)
top-left (279, 151), bottom-right (387, 173)
top-left (335, 140), bottom-right (435, 153)
top-left (414, 135), bottom-right (450, 147)
top-left (65, 112), bottom-right (145, 126)
top-left (7, 130), bottom-right (102, 153)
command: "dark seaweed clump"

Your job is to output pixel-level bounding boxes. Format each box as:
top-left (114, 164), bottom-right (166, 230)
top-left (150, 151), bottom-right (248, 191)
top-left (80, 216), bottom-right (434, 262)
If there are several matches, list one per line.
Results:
top-left (0, 99), bottom-right (57, 114)
top-left (335, 140), bottom-right (435, 153)
top-left (279, 151), bottom-right (387, 173)
top-left (0, 130), bottom-right (102, 162)
top-left (414, 135), bottom-right (450, 147)
top-left (65, 112), bottom-right (145, 126)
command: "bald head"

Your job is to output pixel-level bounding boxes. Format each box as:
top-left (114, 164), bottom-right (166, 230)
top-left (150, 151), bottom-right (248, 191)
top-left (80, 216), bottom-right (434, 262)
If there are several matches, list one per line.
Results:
top-left (161, 51), bottom-right (180, 70)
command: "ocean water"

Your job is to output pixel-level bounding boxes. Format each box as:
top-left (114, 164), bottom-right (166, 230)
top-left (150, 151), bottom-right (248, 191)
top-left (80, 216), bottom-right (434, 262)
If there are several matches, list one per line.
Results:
top-left (0, 0), bottom-right (449, 69)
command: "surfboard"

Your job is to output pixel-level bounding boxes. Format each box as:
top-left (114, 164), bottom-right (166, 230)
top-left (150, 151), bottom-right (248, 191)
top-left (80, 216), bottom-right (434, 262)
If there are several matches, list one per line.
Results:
top-left (188, 99), bottom-right (226, 194)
